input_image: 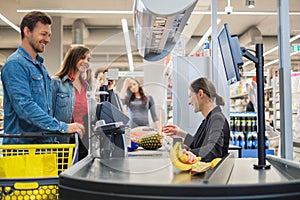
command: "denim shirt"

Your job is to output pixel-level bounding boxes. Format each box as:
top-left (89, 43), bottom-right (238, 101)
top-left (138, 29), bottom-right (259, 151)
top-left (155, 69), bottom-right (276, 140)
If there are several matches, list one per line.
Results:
top-left (51, 76), bottom-right (75, 124)
top-left (1, 46), bottom-right (69, 144)
top-left (51, 75), bottom-right (90, 143)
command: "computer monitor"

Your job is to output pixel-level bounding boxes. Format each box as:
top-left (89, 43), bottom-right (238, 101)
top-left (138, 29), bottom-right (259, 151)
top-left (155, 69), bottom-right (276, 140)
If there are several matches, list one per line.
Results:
top-left (218, 23), bottom-right (243, 85)
top-left (96, 101), bottom-right (129, 125)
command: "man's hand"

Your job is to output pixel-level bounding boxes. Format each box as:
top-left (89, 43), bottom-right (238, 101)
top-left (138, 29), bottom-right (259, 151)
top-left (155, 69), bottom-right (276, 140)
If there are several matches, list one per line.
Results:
top-left (68, 123), bottom-right (85, 139)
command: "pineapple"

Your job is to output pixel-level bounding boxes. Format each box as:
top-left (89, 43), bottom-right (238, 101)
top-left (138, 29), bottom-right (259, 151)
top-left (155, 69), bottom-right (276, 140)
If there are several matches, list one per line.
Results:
top-left (137, 133), bottom-right (162, 150)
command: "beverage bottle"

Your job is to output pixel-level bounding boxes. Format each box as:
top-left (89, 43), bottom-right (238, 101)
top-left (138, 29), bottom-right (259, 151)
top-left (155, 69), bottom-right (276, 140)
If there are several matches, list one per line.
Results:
top-left (241, 117), bottom-right (246, 133)
top-left (230, 132), bottom-right (234, 145)
top-left (265, 135), bottom-right (269, 149)
top-left (244, 116), bottom-right (251, 149)
top-left (203, 39), bottom-right (210, 56)
top-left (232, 132), bottom-right (237, 146)
top-left (237, 132), bottom-right (245, 148)
top-left (229, 116), bottom-right (234, 145)
top-left (247, 132), bottom-right (253, 149)
top-left (251, 132), bottom-right (257, 149)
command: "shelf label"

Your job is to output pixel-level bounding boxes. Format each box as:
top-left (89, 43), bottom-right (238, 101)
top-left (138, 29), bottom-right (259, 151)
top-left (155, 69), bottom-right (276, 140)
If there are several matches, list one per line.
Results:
top-left (291, 44), bottom-right (300, 52)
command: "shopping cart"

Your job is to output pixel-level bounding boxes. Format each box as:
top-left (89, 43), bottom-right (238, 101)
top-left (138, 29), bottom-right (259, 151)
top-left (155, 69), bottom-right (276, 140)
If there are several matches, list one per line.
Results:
top-left (0, 133), bottom-right (79, 200)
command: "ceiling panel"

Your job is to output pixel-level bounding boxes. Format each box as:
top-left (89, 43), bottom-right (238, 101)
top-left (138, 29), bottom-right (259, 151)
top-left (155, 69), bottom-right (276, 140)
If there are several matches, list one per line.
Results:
top-left (0, 0), bottom-right (299, 71)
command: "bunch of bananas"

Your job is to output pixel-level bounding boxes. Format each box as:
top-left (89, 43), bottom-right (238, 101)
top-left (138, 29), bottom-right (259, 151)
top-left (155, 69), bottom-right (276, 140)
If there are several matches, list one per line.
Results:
top-left (169, 142), bottom-right (222, 174)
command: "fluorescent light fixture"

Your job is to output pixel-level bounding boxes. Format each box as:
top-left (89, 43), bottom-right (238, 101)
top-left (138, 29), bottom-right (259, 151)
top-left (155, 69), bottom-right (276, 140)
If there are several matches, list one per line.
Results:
top-left (192, 11), bottom-right (300, 15)
top-left (17, 9), bottom-right (133, 14)
top-left (250, 48), bottom-right (300, 71)
top-left (244, 33), bottom-right (300, 68)
top-left (264, 51), bottom-right (299, 68)
top-left (189, 18), bottom-right (221, 55)
top-left (264, 59), bottom-right (279, 68)
top-left (0, 13), bottom-right (20, 33)
top-left (17, 9), bottom-right (300, 16)
top-left (121, 18), bottom-right (134, 71)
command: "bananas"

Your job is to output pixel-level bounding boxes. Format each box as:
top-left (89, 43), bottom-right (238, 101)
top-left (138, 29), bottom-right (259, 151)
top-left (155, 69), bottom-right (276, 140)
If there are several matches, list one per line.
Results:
top-left (169, 142), bottom-right (193, 171)
top-left (169, 142), bottom-right (222, 173)
top-left (210, 157), bottom-right (222, 169)
top-left (190, 157), bottom-right (222, 175)
top-left (177, 149), bottom-right (201, 164)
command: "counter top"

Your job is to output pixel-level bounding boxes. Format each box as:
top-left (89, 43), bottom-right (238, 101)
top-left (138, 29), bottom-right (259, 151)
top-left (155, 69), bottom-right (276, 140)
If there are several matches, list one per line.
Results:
top-left (59, 151), bottom-right (300, 200)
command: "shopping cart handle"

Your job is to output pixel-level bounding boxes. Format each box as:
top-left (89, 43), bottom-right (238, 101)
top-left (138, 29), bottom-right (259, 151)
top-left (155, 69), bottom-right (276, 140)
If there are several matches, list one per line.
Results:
top-left (0, 132), bottom-right (75, 138)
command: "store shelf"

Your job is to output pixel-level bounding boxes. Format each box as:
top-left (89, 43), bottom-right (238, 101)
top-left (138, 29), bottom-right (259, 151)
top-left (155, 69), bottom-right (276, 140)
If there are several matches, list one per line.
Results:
top-left (230, 104), bottom-right (247, 108)
top-left (264, 86), bottom-right (273, 91)
top-left (230, 93), bottom-right (248, 99)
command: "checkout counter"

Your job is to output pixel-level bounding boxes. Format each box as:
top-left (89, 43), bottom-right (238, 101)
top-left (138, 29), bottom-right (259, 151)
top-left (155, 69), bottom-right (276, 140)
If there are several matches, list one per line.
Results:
top-left (59, 146), bottom-right (300, 199)
top-left (58, 94), bottom-right (300, 199)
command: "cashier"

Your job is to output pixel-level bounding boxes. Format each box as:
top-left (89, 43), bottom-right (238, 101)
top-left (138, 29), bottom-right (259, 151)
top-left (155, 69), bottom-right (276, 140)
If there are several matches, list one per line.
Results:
top-left (162, 77), bottom-right (230, 162)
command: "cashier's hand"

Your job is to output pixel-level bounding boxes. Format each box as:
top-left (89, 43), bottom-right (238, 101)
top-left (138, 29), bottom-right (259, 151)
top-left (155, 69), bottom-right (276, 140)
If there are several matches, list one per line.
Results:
top-left (162, 125), bottom-right (187, 138)
top-left (68, 123), bottom-right (85, 139)
top-left (162, 124), bottom-right (178, 136)
top-left (182, 149), bottom-right (197, 164)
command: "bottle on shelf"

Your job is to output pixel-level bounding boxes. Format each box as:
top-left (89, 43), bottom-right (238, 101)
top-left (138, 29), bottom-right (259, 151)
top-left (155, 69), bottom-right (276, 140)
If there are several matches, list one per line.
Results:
top-left (236, 116), bottom-right (245, 148)
top-left (245, 117), bottom-right (252, 149)
top-left (229, 116), bottom-right (235, 145)
top-left (251, 131), bottom-right (258, 149)
top-left (203, 39), bottom-right (210, 57)
top-left (265, 135), bottom-right (269, 149)
top-left (230, 116), bottom-right (238, 146)
top-left (251, 116), bottom-right (258, 149)
top-left (246, 131), bottom-right (253, 149)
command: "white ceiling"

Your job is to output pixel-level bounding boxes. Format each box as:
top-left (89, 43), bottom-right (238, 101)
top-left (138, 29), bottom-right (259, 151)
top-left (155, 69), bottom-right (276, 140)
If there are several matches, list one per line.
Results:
top-left (0, 0), bottom-right (300, 71)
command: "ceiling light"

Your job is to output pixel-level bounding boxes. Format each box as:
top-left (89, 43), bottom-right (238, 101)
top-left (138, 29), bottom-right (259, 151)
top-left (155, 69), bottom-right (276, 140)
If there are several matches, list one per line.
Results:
top-left (17, 9), bottom-right (133, 14)
top-left (0, 13), bottom-right (20, 33)
top-left (121, 18), bottom-right (134, 72)
top-left (244, 33), bottom-right (300, 68)
top-left (17, 9), bottom-right (300, 16)
top-left (189, 19), bottom-right (221, 55)
top-left (264, 51), bottom-right (299, 68)
top-left (246, 0), bottom-right (255, 9)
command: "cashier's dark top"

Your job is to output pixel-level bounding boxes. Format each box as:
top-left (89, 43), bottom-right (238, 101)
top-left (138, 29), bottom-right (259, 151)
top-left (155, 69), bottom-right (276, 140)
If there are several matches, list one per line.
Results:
top-left (184, 106), bottom-right (230, 162)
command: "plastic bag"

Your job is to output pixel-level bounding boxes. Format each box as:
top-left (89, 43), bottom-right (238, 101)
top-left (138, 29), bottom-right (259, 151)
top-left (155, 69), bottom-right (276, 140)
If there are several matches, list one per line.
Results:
top-left (0, 154), bottom-right (57, 178)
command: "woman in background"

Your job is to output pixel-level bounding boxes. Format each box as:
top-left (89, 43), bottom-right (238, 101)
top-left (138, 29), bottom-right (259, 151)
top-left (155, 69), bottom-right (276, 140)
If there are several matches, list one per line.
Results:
top-left (52, 46), bottom-right (91, 161)
top-left (162, 77), bottom-right (230, 162)
top-left (120, 77), bottom-right (159, 129)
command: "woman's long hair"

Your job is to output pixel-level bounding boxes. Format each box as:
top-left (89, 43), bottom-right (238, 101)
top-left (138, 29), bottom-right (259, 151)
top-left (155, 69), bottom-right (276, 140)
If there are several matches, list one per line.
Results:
top-left (190, 77), bottom-right (225, 106)
top-left (55, 46), bottom-right (90, 80)
top-left (125, 78), bottom-right (148, 105)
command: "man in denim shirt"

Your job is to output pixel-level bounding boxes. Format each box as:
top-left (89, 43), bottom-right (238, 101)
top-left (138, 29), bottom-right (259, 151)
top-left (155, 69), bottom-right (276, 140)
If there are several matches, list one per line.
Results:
top-left (1, 11), bottom-right (84, 144)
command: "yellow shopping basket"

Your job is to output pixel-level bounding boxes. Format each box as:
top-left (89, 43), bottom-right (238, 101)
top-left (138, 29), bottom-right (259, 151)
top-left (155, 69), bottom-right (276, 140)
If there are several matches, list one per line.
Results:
top-left (0, 133), bottom-right (77, 200)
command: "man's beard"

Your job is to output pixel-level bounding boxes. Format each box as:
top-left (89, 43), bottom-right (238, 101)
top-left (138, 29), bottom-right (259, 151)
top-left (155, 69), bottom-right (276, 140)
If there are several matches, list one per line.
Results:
top-left (29, 38), bottom-right (44, 53)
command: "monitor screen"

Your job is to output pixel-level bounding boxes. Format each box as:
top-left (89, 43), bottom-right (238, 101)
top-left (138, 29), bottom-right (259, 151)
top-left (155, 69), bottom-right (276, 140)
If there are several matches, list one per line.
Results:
top-left (96, 101), bottom-right (129, 125)
top-left (218, 23), bottom-right (243, 85)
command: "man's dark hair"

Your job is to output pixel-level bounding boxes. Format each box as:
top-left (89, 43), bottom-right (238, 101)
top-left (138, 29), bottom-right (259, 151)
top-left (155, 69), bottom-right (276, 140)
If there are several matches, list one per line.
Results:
top-left (20, 11), bottom-right (52, 39)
